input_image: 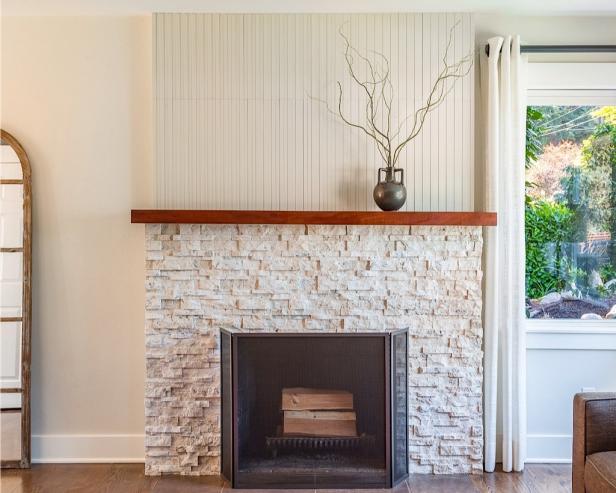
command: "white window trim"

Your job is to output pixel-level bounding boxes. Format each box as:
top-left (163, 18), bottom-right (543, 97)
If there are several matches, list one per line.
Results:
top-left (527, 319), bottom-right (616, 335)
top-left (527, 62), bottom-right (616, 105)
top-left (526, 61), bottom-right (616, 335)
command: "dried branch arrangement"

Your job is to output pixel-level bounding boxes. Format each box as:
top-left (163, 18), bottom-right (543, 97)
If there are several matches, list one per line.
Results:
top-left (333, 22), bottom-right (473, 169)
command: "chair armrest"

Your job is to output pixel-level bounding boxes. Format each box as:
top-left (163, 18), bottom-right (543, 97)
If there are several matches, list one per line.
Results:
top-left (573, 392), bottom-right (616, 493)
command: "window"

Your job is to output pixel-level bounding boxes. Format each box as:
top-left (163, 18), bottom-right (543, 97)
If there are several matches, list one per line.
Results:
top-left (525, 63), bottom-right (616, 321)
top-left (525, 105), bottom-right (616, 319)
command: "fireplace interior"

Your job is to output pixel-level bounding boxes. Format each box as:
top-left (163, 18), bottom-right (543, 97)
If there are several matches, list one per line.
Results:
top-left (221, 329), bottom-right (408, 489)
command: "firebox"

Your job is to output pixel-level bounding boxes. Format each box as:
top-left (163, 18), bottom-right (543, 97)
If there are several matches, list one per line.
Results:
top-left (220, 329), bottom-right (409, 489)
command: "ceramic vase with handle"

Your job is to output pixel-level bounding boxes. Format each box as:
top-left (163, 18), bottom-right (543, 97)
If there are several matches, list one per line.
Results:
top-left (373, 167), bottom-right (407, 211)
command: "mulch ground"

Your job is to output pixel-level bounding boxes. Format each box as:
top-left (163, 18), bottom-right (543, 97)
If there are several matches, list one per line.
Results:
top-left (528, 298), bottom-right (614, 319)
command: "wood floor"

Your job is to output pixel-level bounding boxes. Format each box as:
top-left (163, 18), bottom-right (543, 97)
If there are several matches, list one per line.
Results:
top-left (0, 463), bottom-right (572, 493)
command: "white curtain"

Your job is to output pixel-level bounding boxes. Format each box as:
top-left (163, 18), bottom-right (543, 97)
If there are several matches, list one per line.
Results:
top-left (481, 36), bottom-right (527, 473)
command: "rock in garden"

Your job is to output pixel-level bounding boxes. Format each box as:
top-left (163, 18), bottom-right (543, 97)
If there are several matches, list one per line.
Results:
top-left (589, 270), bottom-right (603, 288)
top-left (605, 305), bottom-right (616, 319)
top-left (539, 292), bottom-right (562, 305)
top-left (581, 313), bottom-right (603, 320)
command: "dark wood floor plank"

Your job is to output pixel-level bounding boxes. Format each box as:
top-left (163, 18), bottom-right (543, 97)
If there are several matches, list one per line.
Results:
top-left (222, 489), bottom-right (309, 493)
top-left (521, 464), bottom-right (572, 493)
top-left (152, 473), bottom-right (225, 493)
top-left (1, 475), bottom-right (21, 493)
top-left (0, 463), bottom-right (572, 493)
top-left (481, 471), bottom-right (532, 493)
top-left (1, 464), bottom-right (108, 493)
top-left (318, 479), bottom-right (409, 493)
top-left (408, 474), bottom-right (487, 493)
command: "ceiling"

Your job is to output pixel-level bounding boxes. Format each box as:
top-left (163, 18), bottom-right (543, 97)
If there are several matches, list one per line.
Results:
top-left (3, 0), bottom-right (616, 16)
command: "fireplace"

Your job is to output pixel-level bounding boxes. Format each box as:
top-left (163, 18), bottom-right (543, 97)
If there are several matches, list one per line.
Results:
top-left (221, 329), bottom-right (409, 489)
top-left (141, 223), bottom-right (485, 475)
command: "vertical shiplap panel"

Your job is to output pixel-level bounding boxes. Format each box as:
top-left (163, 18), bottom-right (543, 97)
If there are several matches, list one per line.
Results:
top-left (453, 12), bottom-right (462, 211)
top-left (466, 13), bottom-right (475, 212)
top-left (446, 14), bottom-right (455, 210)
top-left (413, 14), bottom-right (422, 211)
top-left (280, 15), bottom-right (288, 210)
top-left (153, 13), bottom-right (475, 211)
top-left (204, 14), bottom-right (213, 208)
top-left (153, 13), bottom-right (160, 204)
top-left (333, 15), bottom-right (343, 211)
top-left (310, 15), bottom-right (319, 211)
top-left (254, 15), bottom-right (263, 210)
top-left (243, 14), bottom-right (250, 210)
top-left (437, 14), bottom-right (450, 210)
top-left (285, 14), bottom-right (294, 210)
top-left (195, 14), bottom-right (202, 208)
top-left (420, 14), bottom-right (430, 211)
top-left (188, 14), bottom-right (196, 207)
top-left (361, 14), bottom-right (370, 211)
top-left (168, 13), bottom-right (174, 207)
top-left (460, 13), bottom-right (468, 212)
top-left (398, 13), bottom-right (405, 209)
top-left (179, 14), bottom-right (187, 208)
top-left (263, 15), bottom-right (272, 209)
top-left (429, 14), bottom-right (439, 211)
top-left (302, 15), bottom-right (310, 211)
top-left (214, 14), bottom-right (222, 208)
top-left (228, 15), bottom-right (237, 209)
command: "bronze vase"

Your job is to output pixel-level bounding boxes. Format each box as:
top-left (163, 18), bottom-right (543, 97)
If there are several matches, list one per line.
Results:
top-left (373, 167), bottom-right (407, 211)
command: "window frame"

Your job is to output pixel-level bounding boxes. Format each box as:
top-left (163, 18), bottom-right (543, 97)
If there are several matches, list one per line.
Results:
top-left (525, 61), bottom-right (616, 335)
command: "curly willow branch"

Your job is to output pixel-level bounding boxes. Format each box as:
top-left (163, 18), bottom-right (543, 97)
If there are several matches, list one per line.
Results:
top-left (331, 20), bottom-right (473, 169)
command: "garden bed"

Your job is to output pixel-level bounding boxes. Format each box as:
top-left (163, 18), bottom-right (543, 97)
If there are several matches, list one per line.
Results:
top-left (528, 297), bottom-right (615, 319)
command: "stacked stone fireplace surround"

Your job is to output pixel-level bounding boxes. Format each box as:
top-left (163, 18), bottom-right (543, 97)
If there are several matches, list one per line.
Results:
top-left (144, 223), bottom-right (484, 476)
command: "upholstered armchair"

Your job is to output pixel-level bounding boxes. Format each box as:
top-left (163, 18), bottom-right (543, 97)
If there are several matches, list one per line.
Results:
top-left (573, 393), bottom-right (616, 492)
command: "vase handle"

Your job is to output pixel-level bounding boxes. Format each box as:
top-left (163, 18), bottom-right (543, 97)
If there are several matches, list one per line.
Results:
top-left (394, 168), bottom-right (404, 185)
top-left (378, 167), bottom-right (388, 182)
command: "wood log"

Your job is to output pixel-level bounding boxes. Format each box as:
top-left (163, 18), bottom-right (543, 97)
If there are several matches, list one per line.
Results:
top-left (283, 410), bottom-right (357, 437)
top-left (281, 387), bottom-right (353, 411)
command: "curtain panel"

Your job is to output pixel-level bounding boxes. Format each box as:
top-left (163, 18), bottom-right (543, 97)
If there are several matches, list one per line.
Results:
top-left (481, 35), bottom-right (527, 473)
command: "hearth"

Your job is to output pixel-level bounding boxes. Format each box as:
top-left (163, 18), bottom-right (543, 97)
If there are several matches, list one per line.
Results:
top-left (221, 329), bottom-right (409, 489)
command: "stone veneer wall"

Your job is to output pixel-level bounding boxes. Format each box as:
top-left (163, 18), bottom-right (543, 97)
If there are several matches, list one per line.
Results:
top-left (144, 224), bottom-right (484, 475)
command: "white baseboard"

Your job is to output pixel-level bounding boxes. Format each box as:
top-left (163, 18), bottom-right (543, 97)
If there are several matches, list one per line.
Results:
top-left (525, 458), bottom-right (572, 464)
top-left (30, 432), bottom-right (574, 465)
top-left (32, 434), bottom-right (145, 463)
top-left (526, 434), bottom-right (572, 464)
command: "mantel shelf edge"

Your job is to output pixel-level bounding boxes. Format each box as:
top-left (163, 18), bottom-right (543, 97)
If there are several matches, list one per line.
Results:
top-left (131, 210), bottom-right (497, 226)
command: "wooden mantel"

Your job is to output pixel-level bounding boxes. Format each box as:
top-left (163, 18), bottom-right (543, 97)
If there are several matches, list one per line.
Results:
top-left (131, 210), bottom-right (497, 226)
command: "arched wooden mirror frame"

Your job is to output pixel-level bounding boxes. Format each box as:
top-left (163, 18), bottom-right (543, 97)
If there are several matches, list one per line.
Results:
top-left (0, 130), bottom-right (32, 468)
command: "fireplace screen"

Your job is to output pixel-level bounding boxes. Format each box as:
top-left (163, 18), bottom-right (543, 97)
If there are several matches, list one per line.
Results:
top-left (221, 329), bottom-right (408, 489)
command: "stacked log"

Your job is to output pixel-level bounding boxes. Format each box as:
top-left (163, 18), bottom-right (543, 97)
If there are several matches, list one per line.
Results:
top-left (281, 388), bottom-right (357, 438)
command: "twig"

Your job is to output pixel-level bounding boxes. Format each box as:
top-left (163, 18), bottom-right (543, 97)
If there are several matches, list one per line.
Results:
top-left (324, 20), bottom-right (473, 169)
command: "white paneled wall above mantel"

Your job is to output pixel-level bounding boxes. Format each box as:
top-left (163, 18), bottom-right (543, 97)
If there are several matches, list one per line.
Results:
top-left (154, 13), bottom-right (474, 211)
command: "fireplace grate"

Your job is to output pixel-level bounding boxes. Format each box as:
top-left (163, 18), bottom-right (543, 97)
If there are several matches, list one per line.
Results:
top-left (266, 429), bottom-right (376, 458)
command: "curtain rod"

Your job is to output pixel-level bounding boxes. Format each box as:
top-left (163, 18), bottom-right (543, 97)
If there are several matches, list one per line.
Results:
top-left (484, 44), bottom-right (616, 56)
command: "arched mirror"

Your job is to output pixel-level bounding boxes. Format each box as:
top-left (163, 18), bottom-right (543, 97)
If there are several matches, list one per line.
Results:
top-left (0, 130), bottom-right (32, 468)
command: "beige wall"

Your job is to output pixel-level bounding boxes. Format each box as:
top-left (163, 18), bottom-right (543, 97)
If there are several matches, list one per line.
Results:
top-left (1, 16), bottom-right (152, 460)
